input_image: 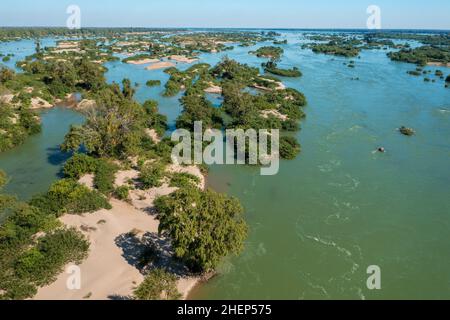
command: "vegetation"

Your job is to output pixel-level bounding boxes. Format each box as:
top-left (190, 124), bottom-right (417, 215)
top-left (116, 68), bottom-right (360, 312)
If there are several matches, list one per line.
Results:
top-left (133, 268), bottom-right (181, 300)
top-left (114, 186), bottom-right (130, 201)
top-left (155, 187), bottom-right (248, 272)
top-left (252, 46), bottom-right (284, 60)
top-left (93, 160), bottom-right (118, 195)
top-left (0, 170), bottom-right (89, 299)
top-left (388, 46), bottom-right (450, 66)
top-left (305, 40), bottom-right (361, 57)
top-left (63, 153), bottom-right (98, 179)
top-left (0, 100), bottom-right (41, 153)
top-left (163, 63), bottom-right (211, 97)
top-left (146, 80), bottom-right (161, 87)
top-left (279, 136), bottom-right (301, 160)
top-left (30, 179), bottom-right (111, 216)
top-left (262, 61), bottom-right (302, 77)
top-left (139, 162), bottom-right (165, 189)
top-left (61, 84), bottom-right (162, 159)
top-left (169, 172), bottom-right (200, 188)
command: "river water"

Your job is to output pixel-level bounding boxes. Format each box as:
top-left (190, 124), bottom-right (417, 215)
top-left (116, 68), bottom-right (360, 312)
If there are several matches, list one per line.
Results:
top-left (1, 31), bottom-right (449, 299)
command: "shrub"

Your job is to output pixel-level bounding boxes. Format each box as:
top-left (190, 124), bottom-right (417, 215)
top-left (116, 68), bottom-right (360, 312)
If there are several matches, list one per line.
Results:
top-left (93, 159), bottom-right (118, 195)
top-left (139, 162), bottom-right (165, 189)
top-left (146, 80), bottom-right (161, 87)
top-left (279, 136), bottom-right (301, 160)
top-left (169, 172), bottom-right (200, 188)
top-left (14, 228), bottom-right (89, 286)
top-left (114, 186), bottom-right (130, 201)
top-left (133, 268), bottom-right (181, 300)
top-left (30, 179), bottom-right (111, 216)
top-left (63, 153), bottom-right (98, 179)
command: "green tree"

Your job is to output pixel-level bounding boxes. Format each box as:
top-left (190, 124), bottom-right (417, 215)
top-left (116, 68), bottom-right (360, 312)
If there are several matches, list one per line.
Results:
top-left (155, 187), bottom-right (248, 272)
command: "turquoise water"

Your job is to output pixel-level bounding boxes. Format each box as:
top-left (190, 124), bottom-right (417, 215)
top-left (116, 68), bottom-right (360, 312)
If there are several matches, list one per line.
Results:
top-left (1, 32), bottom-right (450, 299)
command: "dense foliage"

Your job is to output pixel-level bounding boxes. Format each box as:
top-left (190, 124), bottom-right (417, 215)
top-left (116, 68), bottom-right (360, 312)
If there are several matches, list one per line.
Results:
top-left (0, 171), bottom-right (89, 300)
top-left (388, 46), bottom-right (450, 66)
top-left (155, 187), bottom-right (248, 272)
top-left (30, 179), bottom-right (111, 216)
top-left (262, 61), bottom-right (302, 77)
top-left (0, 101), bottom-right (41, 152)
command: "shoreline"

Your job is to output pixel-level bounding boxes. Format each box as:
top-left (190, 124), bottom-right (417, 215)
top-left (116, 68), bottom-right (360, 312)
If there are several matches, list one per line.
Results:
top-left (34, 164), bottom-right (207, 300)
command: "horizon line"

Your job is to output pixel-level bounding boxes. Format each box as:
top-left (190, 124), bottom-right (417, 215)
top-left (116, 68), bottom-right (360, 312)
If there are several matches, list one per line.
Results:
top-left (0, 26), bottom-right (450, 32)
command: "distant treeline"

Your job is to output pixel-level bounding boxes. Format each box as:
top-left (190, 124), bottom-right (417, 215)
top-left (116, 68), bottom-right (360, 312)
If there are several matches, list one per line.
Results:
top-left (0, 27), bottom-right (188, 40)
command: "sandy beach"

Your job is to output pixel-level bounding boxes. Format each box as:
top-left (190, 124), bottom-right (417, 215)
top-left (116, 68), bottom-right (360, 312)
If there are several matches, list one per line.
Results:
top-left (427, 62), bottom-right (450, 67)
top-left (145, 61), bottom-right (176, 70)
top-left (34, 164), bottom-right (205, 300)
top-left (168, 55), bottom-right (198, 64)
top-left (126, 58), bottom-right (160, 65)
top-left (204, 83), bottom-right (222, 94)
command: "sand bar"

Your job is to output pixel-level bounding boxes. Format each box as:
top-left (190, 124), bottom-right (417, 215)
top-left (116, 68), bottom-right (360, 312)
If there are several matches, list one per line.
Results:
top-left (145, 61), bottom-right (175, 70)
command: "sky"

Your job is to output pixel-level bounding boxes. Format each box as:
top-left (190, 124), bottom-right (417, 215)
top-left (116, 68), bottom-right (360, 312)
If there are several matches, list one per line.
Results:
top-left (1, 0), bottom-right (449, 30)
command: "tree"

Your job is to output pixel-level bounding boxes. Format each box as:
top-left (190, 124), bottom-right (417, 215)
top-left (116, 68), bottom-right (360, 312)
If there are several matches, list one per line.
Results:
top-left (279, 136), bottom-right (301, 160)
top-left (133, 268), bottom-right (181, 300)
top-left (0, 67), bottom-right (15, 83)
top-left (155, 187), bottom-right (248, 272)
top-left (122, 78), bottom-right (135, 99)
top-left (61, 87), bottom-right (149, 158)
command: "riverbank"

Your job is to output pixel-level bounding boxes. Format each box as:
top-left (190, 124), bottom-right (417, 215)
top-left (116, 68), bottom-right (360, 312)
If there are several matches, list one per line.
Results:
top-left (34, 164), bottom-right (206, 300)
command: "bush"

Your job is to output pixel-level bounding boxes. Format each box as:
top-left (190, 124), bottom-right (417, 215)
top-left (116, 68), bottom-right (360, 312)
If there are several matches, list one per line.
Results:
top-left (146, 80), bottom-right (161, 87)
top-left (155, 187), bottom-right (247, 272)
top-left (114, 186), bottom-right (130, 201)
top-left (133, 268), bottom-right (181, 300)
top-left (30, 179), bottom-right (111, 216)
top-left (94, 160), bottom-right (118, 195)
top-left (279, 136), bottom-right (301, 160)
top-left (139, 162), bottom-right (165, 189)
top-left (63, 153), bottom-right (98, 179)
top-left (14, 228), bottom-right (89, 286)
top-left (169, 172), bottom-right (200, 188)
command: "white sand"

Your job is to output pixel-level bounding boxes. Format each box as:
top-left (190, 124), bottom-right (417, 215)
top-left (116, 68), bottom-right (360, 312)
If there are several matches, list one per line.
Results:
top-left (204, 84), bottom-right (222, 94)
top-left (126, 58), bottom-right (160, 65)
top-left (427, 62), bottom-right (450, 67)
top-left (260, 109), bottom-right (288, 121)
top-left (145, 61), bottom-right (176, 71)
top-left (168, 55), bottom-right (198, 64)
top-left (35, 164), bottom-right (205, 300)
top-left (0, 93), bottom-right (14, 104)
top-left (30, 97), bottom-right (53, 109)
top-left (145, 128), bottom-right (161, 144)
top-left (76, 99), bottom-right (96, 110)
top-left (34, 200), bottom-right (158, 300)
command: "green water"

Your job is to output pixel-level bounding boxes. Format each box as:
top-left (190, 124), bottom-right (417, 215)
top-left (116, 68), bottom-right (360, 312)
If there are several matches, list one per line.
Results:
top-left (0, 107), bottom-right (84, 202)
top-left (1, 32), bottom-right (450, 299)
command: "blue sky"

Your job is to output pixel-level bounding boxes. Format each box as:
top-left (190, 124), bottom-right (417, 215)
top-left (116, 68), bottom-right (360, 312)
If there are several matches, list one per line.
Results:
top-left (1, 0), bottom-right (449, 29)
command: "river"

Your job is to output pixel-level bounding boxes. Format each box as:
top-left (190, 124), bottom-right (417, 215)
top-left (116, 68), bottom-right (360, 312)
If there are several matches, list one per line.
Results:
top-left (1, 31), bottom-right (449, 299)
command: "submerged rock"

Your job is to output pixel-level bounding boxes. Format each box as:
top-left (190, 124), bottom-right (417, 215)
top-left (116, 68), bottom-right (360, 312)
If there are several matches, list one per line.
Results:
top-left (399, 126), bottom-right (415, 136)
